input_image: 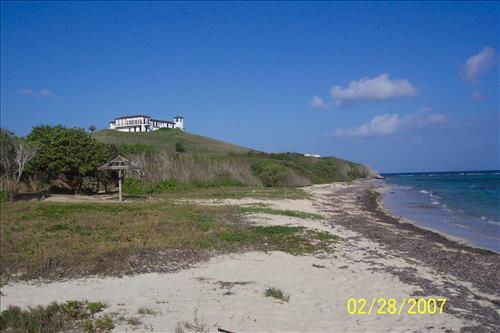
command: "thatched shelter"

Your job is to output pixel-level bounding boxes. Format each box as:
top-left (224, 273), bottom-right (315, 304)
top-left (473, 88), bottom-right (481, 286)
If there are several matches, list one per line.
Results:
top-left (98, 155), bottom-right (141, 201)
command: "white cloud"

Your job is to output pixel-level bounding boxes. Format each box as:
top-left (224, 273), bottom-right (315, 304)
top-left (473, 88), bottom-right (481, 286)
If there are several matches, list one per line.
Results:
top-left (334, 108), bottom-right (447, 139)
top-left (330, 73), bottom-right (417, 106)
top-left (428, 114), bottom-right (447, 124)
top-left (334, 114), bottom-right (399, 138)
top-left (20, 88), bottom-right (56, 99)
top-left (471, 90), bottom-right (485, 101)
top-left (309, 95), bottom-right (329, 109)
top-left (461, 47), bottom-right (496, 83)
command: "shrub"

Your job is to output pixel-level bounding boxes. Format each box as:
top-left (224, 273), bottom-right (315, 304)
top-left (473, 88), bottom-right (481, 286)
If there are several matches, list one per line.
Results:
top-left (251, 161), bottom-right (288, 187)
top-left (175, 142), bottom-right (186, 153)
top-left (122, 179), bottom-right (182, 195)
top-left (123, 176), bottom-right (246, 195)
top-left (27, 125), bottom-right (117, 194)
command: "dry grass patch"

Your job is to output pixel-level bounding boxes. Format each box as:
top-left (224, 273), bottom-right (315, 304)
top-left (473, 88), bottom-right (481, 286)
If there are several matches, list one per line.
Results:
top-left (1, 197), bottom-right (337, 282)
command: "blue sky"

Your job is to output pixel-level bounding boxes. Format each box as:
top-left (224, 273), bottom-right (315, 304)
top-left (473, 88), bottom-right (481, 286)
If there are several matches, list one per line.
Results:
top-left (1, 1), bottom-right (498, 173)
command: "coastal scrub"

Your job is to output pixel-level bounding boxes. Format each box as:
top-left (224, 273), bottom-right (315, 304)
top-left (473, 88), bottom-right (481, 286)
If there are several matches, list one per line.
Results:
top-left (1, 199), bottom-right (337, 282)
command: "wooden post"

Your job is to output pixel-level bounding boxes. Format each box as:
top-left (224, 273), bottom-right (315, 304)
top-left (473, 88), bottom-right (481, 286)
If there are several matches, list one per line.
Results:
top-left (118, 169), bottom-right (122, 202)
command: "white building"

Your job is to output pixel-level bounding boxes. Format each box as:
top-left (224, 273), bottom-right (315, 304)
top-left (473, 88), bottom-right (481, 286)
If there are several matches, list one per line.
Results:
top-left (109, 115), bottom-right (184, 132)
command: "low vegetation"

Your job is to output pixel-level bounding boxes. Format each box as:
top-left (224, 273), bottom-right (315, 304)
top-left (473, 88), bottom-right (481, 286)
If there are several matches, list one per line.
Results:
top-left (2, 125), bottom-right (373, 198)
top-left (265, 287), bottom-right (291, 303)
top-left (122, 177), bottom-right (246, 195)
top-left (127, 149), bottom-right (372, 189)
top-left (175, 310), bottom-right (209, 333)
top-left (1, 126), bottom-right (117, 195)
top-left (0, 300), bottom-right (114, 333)
top-left (94, 129), bottom-right (373, 189)
top-left (240, 206), bottom-right (324, 220)
top-left (137, 307), bottom-right (157, 316)
top-left (0, 198), bottom-right (337, 282)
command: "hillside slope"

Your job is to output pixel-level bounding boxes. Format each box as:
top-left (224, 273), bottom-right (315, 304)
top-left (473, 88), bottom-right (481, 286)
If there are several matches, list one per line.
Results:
top-left (93, 129), bottom-right (250, 155)
top-left (94, 129), bottom-right (375, 187)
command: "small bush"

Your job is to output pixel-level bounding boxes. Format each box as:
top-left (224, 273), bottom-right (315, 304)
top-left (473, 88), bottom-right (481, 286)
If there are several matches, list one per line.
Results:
top-left (251, 161), bottom-right (288, 187)
top-left (86, 302), bottom-right (106, 315)
top-left (265, 287), bottom-right (290, 302)
top-left (175, 142), bottom-right (186, 153)
top-left (95, 314), bottom-right (114, 331)
top-left (137, 307), bottom-right (157, 316)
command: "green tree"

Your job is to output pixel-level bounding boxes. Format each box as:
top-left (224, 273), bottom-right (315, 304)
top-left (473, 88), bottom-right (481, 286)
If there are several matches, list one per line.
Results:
top-left (0, 129), bottom-right (16, 191)
top-left (27, 125), bottom-right (116, 194)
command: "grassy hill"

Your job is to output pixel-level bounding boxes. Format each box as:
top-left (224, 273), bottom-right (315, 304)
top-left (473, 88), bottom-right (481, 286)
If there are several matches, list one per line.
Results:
top-left (93, 128), bottom-right (250, 155)
top-left (93, 128), bottom-right (375, 189)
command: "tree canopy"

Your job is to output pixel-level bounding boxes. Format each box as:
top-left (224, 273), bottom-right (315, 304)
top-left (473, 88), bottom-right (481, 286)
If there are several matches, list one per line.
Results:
top-left (27, 125), bottom-right (116, 193)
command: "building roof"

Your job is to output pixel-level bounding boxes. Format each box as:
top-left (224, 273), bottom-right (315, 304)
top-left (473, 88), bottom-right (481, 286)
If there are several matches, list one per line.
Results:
top-left (98, 154), bottom-right (141, 170)
top-left (113, 115), bottom-right (151, 120)
top-left (151, 119), bottom-right (174, 124)
top-left (110, 115), bottom-right (183, 123)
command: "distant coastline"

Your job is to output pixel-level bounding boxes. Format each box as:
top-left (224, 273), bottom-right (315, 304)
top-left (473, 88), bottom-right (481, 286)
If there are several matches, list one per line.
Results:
top-left (381, 169), bottom-right (500, 177)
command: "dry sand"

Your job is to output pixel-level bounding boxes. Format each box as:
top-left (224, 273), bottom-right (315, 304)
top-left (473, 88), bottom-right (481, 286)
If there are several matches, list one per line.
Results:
top-left (2, 181), bottom-right (498, 332)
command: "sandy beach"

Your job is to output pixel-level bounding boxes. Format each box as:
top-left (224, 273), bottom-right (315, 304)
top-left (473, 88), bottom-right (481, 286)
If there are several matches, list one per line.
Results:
top-left (1, 181), bottom-right (499, 332)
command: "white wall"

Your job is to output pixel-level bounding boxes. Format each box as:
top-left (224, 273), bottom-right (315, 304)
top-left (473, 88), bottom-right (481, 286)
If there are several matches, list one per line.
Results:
top-left (110, 116), bottom-right (184, 132)
top-left (174, 118), bottom-right (184, 130)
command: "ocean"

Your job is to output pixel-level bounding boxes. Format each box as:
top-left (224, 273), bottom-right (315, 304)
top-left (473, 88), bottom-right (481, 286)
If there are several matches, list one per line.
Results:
top-left (381, 171), bottom-right (500, 253)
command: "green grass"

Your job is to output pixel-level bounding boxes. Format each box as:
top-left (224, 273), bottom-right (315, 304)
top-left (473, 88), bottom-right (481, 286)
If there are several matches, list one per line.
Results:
top-left (240, 206), bottom-right (324, 220)
top-left (93, 128), bottom-right (250, 156)
top-left (264, 287), bottom-right (290, 302)
top-left (149, 186), bottom-right (310, 200)
top-left (122, 178), bottom-right (246, 195)
top-left (0, 199), bottom-right (337, 282)
top-left (0, 300), bottom-right (114, 333)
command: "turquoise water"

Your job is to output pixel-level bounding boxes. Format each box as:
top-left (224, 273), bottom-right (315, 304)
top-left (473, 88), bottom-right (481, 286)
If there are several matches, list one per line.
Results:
top-left (381, 171), bottom-right (500, 253)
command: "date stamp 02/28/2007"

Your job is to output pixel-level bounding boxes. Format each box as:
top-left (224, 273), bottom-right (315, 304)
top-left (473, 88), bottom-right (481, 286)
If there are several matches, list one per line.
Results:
top-left (347, 297), bottom-right (447, 315)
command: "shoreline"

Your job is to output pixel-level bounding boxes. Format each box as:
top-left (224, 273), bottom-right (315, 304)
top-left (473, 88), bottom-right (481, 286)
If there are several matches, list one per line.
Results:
top-left (311, 180), bottom-right (500, 331)
top-left (1, 180), bottom-right (499, 332)
top-left (373, 181), bottom-right (498, 254)
top-left (317, 180), bottom-right (499, 291)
